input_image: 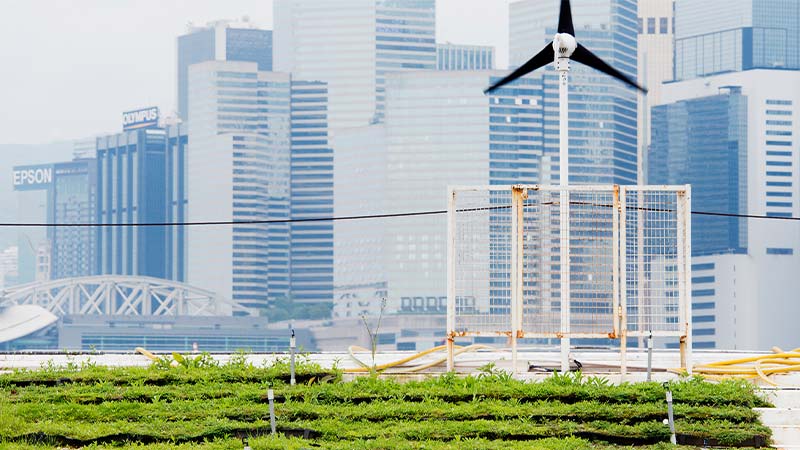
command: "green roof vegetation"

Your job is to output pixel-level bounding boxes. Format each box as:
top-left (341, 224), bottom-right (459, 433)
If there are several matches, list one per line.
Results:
top-left (0, 354), bottom-right (772, 449)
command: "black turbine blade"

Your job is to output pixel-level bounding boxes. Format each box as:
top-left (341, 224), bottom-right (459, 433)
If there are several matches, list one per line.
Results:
top-left (572, 44), bottom-right (648, 93)
top-left (558, 0), bottom-right (575, 35)
top-left (485, 43), bottom-right (555, 94)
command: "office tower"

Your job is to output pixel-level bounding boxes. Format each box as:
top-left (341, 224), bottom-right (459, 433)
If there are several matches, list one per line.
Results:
top-left (674, 0), bottom-right (800, 81)
top-left (177, 19), bottom-right (273, 120)
top-left (650, 87), bottom-right (748, 256)
top-left (380, 70), bottom-right (541, 310)
top-left (50, 159), bottom-right (97, 279)
top-left (437, 43), bottom-right (495, 71)
top-left (331, 125), bottom-right (387, 317)
top-left (290, 81), bottom-right (334, 306)
top-left (187, 61), bottom-right (291, 309)
top-left (510, 0), bottom-right (639, 184)
top-left (96, 124), bottom-right (187, 281)
top-left (187, 61), bottom-right (333, 311)
top-left (650, 69), bottom-right (800, 350)
top-left (274, 0), bottom-right (436, 131)
top-left (637, 0), bottom-right (674, 182)
top-left (12, 159), bottom-right (97, 283)
top-left (12, 164), bottom-right (51, 284)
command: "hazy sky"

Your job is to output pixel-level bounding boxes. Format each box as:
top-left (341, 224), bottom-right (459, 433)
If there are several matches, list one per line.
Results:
top-left (0, 0), bottom-right (511, 145)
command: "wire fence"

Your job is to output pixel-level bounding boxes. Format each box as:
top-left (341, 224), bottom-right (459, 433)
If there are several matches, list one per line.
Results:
top-left (448, 185), bottom-right (692, 370)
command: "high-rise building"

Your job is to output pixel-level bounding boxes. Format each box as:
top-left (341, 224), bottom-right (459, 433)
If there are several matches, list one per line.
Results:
top-left (12, 164), bottom-right (51, 284)
top-left (510, 0), bottom-right (640, 184)
top-left (436, 43), bottom-right (495, 71)
top-left (650, 87), bottom-right (748, 256)
top-left (674, 0), bottom-right (800, 81)
top-left (177, 19), bottom-right (273, 120)
top-left (50, 158), bottom-right (97, 279)
top-left (332, 125), bottom-right (387, 310)
top-left (290, 81), bottom-right (334, 305)
top-left (187, 61), bottom-right (332, 310)
top-left (274, 0), bottom-right (436, 131)
top-left (12, 159), bottom-right (97, 283)
top-left (96, 125), bottom-right (187, 281)
top-left (637, 0), bottom-right (675, 182)
top-left (187, 61), bottom-right (291, 309)
top-left (379, 70), bottom-right (541, 310)
top-left (650, 69), bottom-right (800, 350)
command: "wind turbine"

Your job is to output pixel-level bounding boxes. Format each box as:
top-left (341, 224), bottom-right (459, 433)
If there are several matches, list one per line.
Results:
top-left (485, 0), bottom-right (647, 372)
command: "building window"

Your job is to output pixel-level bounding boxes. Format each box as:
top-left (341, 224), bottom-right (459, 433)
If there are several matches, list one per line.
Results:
top-left (660, 17), bottom-right (668, 34)
top-left (692, 262), bottom-right (715, 271)
top-left (638, 18), bottom-right (643, 34)
top-left (648, 17), bottom-right (656, 34)
top-left (767, 248), bottom-right (794, 255)
top-left (693, 315), bottom-right (715, 323)
top-left (692, 276), bottom-right (715, 284)
top-left (693, 289), bottom-right (715, 297)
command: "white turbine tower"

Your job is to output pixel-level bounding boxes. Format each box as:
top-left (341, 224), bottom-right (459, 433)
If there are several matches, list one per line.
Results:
top-left (485, 0), bottom-right (647, 373)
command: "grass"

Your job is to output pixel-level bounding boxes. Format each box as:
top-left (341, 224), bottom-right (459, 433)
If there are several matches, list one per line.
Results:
top-left (0, 355), bottom-right (772, 448)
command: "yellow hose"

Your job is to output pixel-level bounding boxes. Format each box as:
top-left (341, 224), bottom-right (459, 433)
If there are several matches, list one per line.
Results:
top-left (345, 344), bottom-right (495, 374)
top-left (135, 347), bottom-right (159, 362)
top-left (687, 347), bottom-right (800, 386)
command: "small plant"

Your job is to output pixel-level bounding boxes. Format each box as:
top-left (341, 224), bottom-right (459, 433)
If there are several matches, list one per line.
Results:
top-left (359, 297), bottom-right (388, 374)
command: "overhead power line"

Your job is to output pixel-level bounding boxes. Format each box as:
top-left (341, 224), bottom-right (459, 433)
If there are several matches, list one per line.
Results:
top-left (0, 203), bottom-right (798, 227)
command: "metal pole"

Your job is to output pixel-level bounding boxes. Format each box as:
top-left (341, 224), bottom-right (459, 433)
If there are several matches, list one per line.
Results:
top-left (557, 55), bottom-right (571, 374)
top-left (446, 188), bottom-right (457, 372)
top-left (680, 186), bottom-right (693, 374)
top-left (646, 331), bottom-right (653, 382)
top-left (268, 388), bottom-right (276, 435)
top-left (619, 188), bottom-right (628, 376)
top-left (665, 384), bottom-right (677, 445)
top-left (510, 186), bottom-right (525, 375)
top-left (290, 329), bottom-right (296, 386)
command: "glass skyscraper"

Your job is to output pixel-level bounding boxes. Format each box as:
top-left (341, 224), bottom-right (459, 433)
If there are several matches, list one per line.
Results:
top-left (187, 61), bottom-right (332, 310)
top-left (95, 125), bottom-right (187, 281)
top-left (274, 0), bottom-right (436, 131)
top-left (50, 159), bottom-right (97, 279)
top-left (290, 81), bottom-right (334, 305)
top-left (12, 159), bottom-right (97, 283)
top-left (381, 71), bottom-right (542, 312)
top-left (177, 20), bottom-right (273, 120)
top-left (674, 0), bottom-right (800, 81)
top-left (650, 88), bottom-right (749, 256)
top-left (510, 0), bottom-right (640, 185)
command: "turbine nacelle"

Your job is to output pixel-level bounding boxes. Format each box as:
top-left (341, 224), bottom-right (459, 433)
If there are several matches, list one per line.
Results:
top-left (553, 33), bottom-right (577, 59)
top-left (484, 0), bottom-right (647, 94)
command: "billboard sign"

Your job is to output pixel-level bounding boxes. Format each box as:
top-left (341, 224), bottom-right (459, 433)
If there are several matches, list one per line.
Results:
top-left (122, 106), bottom-right (160, 131)
top-left (12, 164), bottom-right (54, 191)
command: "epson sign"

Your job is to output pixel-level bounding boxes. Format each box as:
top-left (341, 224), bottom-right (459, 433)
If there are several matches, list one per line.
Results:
top-left (13, 165), bottom-right (53, 191)
top-left (122, 106), bottom-right (159, 131)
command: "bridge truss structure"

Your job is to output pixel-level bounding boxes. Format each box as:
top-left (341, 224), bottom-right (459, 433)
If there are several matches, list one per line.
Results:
top-left (0, 275), bottom-right (253, 317)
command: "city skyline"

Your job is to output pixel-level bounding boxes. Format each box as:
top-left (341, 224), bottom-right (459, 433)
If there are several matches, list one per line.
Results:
top-left (0, 0), bottom-right (511, 145)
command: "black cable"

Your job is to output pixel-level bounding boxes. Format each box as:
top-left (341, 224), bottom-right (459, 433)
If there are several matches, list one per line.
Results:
top-left (0, 203), bottom-right (796, 227)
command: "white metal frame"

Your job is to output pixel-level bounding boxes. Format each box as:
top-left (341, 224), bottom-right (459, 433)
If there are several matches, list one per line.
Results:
top-left (447, 184), bottom-right (692, 374)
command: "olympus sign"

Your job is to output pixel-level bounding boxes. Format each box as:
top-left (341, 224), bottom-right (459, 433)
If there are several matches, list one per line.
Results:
top-left (122, 107), bottom-right (159, 131)
top-left (12, 165), bottom-right (53, 191)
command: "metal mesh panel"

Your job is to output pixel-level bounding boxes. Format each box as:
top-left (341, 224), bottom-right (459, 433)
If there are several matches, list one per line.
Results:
top-left (521, 188), bottom-right (617, 336)
top-left (623, 188), bottom-right (685, 336)
top-left (452, 188), bottom-right (513, 334)
top-left (449, 185), bottom-right (689, 342)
